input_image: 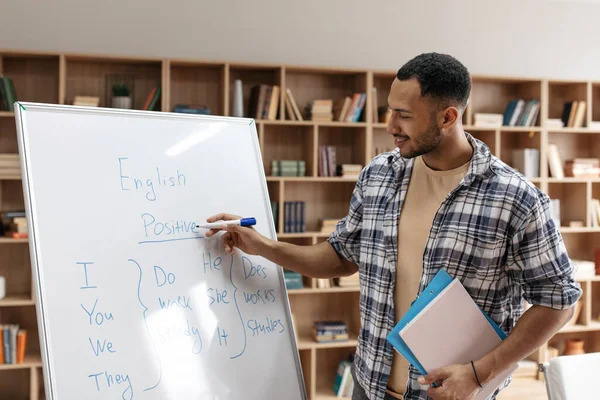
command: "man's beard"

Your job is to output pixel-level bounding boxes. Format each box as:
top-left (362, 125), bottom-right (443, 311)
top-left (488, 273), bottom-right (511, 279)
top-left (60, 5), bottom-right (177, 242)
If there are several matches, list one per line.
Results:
top-left (398, 121), bottom-right (442, 159)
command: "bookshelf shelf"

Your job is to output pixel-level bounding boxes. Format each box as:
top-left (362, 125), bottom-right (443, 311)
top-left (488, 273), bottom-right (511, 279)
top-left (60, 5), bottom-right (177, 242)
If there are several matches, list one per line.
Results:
top-left (558, 321), bottom-right (600, 334)
top-left (0, 295), bottom-right (34, 307)
top-left (3, 48), bottom-right (600, 398)
top-left (288, 287), bottom-right (360, 295)
top-left (0, 238), bottom-right (28, 244)
top-left (0, 354), bottom-right (42, 371)
top-left (297, 338), bottom-right (359, 350)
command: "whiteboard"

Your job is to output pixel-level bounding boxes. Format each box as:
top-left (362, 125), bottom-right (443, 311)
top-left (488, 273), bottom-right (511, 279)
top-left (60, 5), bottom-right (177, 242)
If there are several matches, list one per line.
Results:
top-left (14, 102), bottom-right (307, 400)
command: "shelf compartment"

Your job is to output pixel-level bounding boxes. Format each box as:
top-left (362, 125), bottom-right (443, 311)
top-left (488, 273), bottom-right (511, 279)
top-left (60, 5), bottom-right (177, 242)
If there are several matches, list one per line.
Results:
top-left (547, 182), bottom-right (587, 228)
top-left (1, 180), bottom-right (24, 211)
top-left (2, 53), bottom-right (60, 105)
top-left (284, 68), bottom-right (367, 122)
top-left (315, 348), bottom-right (356, 399)
top-left (283, 181), bottom-right (355, 232)
top-left (547, 131), bottom-right (600, 179)
top-left (0, 307), bottom-right (41, 368)
top-left (500, 130), bottom-right (541, 179)
top-left (0, 119), bottom-right (18, 154)
top-left (263, 125), bottom-right (314, 177)
top-left (372, 72), bottom-right (394, 124)
top-left (289, 291), bottom-right (359, 345)
top-left (169, 61), bottom-right (225, 116)
top-left (317, 126), bottom-right (367, 176)
top-left (548, 80), bottom-right (589, 127)
top-left (65, 56), bottom-right (162, 109)
top-left (0, 368), bottom-right (30, 398)
top-left (229, 64), bottom-right (282, 120)
top-left (470, 77), bottom-right (542, 127)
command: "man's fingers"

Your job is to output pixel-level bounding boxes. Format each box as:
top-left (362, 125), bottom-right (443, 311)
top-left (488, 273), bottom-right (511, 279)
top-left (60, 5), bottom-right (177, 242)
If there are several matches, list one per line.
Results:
top-left (206, 213), bottom-right (242, 223)
top-left (418, 368), bottom-right (448, 385)
top-left (204, 228), bottom-right (220, 238)
top-left (426, 385), bottom-right (445, 399)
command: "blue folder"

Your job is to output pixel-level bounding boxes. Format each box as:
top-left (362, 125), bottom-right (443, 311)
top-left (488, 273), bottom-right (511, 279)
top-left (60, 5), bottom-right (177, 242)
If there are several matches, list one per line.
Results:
top-left (386, 269), bottom-right (507, 376)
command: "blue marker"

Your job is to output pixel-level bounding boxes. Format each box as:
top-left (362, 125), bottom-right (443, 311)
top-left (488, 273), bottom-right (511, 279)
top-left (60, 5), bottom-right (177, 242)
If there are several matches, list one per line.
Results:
top-left (196, 217), bottom-right (256, 229)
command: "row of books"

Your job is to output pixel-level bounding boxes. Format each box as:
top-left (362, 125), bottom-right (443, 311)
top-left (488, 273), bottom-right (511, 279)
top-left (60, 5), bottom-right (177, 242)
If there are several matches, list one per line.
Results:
top-left (248, 84), bottom-right (280, 120)
top-left (0, 76), bottom-right (17, 112)
top-left (271, 160), bottom-right (306, 176)
top-left (503, 99), bottom-right (540, 127)
top-left (0, 154), bottom-right (20, 179)
top-left (0, 325), bottom-right (27, 364)
top-left (475, 100), bottom-right (541, 127)
top-left (1, 210), bottom-right (27, 239)
top-left (329, 93), bottom-right (366, 123)
top-left (283, 201), bottom-right (306, 233)
top-left (561, 101), bottom-right (586, 128)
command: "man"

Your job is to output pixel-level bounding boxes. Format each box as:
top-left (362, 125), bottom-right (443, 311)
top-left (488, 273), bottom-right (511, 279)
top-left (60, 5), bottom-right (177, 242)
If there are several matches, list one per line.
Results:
top-left (206, 53), bottom-right (582, 400)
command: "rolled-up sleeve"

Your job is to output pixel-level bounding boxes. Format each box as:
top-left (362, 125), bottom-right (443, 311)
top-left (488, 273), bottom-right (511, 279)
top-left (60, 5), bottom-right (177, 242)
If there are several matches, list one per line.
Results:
top-left (327, 172), bottom-right (364, 265)
top-left (506, 194), bottom-right (582, 309)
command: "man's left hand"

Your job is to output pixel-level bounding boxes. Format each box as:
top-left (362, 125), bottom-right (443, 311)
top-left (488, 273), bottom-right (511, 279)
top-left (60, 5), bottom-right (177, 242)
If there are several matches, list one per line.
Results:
top-left (418, 363), bottom-right (481, 400)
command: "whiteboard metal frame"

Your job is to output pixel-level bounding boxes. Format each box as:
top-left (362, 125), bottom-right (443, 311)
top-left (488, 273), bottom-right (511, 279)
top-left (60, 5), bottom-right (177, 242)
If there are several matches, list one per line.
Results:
top-left (14, 102), bottom-right (308, 400)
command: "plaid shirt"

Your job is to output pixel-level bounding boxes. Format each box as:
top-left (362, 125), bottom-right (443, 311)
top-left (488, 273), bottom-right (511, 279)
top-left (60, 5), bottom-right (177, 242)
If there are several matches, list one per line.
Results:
top-left (328, 133), bottom-right (582, 400)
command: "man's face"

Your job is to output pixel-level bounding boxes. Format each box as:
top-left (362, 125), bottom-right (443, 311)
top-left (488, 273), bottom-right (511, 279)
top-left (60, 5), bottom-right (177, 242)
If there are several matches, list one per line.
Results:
top-left (386, 78), bottom-right (442, 158)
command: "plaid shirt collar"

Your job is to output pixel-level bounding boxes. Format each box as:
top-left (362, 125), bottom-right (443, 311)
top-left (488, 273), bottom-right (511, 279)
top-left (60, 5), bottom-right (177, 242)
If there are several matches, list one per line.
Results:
top-left (386, 132), bottom-right (493, 186)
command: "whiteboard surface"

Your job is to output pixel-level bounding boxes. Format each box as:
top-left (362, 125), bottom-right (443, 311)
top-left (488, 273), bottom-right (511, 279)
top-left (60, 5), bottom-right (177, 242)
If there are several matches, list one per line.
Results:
top-left (15, 103), bottom-right (306, 400)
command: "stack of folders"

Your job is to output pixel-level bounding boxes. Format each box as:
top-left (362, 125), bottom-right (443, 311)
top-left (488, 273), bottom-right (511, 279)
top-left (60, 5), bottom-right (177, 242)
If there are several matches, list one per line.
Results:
top-left (386, 269), bottom-right (517, 400)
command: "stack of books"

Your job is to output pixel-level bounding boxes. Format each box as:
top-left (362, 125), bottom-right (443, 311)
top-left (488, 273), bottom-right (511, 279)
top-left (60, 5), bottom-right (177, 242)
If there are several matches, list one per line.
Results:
top-left (0, 325), bottom-right (27, 364)
top-left (271, 160), bottom-right (306, 177)
top-left (336, 164), bottom-right (362, 179)
top-left (564, 158), bottom-right (600, 178)
top-left (173, 104), bottom-right (210, 115)
top-left (73, 96), bottom-right (100, 107)
top-left (474, 113), bottom-right (503, 127)
top-left (309, 100), bottom-right (333, 122)
top-left (0, 154), bottom-right (20, 179)
top-left (313, 321), bottom-right (348, 343)
top-left (319, 219), bottom-right (339, 234)
top-left (0, 211), bottom-right (27, 239)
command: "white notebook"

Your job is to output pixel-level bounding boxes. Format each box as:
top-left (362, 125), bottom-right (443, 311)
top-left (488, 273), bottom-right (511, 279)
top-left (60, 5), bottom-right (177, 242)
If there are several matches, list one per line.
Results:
top-left (400, 279), bottom-right (517, 400)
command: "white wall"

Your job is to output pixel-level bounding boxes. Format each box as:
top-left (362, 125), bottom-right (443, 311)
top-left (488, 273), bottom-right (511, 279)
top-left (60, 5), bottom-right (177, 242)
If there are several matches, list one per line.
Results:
top-left (1, 0), bottom-right (599, 80)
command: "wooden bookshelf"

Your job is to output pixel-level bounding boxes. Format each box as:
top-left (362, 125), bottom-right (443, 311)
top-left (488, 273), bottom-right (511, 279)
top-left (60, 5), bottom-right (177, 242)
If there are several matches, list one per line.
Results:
top-left (3, 48), bottom-right (600, 399)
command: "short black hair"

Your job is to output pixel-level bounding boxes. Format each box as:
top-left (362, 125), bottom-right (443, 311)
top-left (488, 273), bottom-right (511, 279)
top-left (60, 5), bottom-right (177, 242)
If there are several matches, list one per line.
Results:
top-left (396, 52), bottom-right (470, 109)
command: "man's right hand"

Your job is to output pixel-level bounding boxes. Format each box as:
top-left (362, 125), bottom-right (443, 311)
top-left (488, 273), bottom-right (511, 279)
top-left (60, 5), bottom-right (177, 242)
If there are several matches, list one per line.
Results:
top-left (204, 213), bottom-right (267, 256)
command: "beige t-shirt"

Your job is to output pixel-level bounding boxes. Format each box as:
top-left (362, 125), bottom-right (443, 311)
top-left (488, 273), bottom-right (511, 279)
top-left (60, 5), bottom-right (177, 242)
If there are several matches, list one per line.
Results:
top-left (386, 156), bottom-right (470, 397)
